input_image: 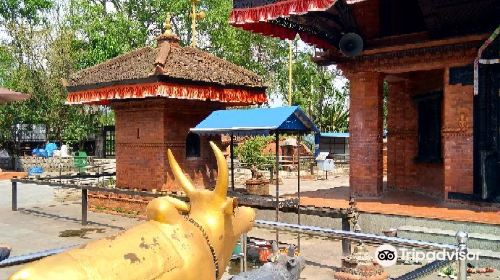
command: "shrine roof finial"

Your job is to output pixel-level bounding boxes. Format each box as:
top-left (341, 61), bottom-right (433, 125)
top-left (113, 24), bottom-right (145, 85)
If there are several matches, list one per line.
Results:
top-left (164, 13), bottom-right (173, 36)
top-left (157, 12), bottom-right (180, 47)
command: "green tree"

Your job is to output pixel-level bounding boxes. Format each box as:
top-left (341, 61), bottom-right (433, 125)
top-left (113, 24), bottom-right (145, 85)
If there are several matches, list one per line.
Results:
top-left (235, 136), bottom-right (274, 169)
top-left (0, 0), bottom-right (350, 157)
top-left (0, 0), bottom-right (53, 25)
top-left (68, 0), bottom-right (148, 69)
top-left (68, 0), bottom-right (289, 77)
top-left (0, 0), bottom-right (103, 151)
top-left (274, 50), bottom-right (349, 132)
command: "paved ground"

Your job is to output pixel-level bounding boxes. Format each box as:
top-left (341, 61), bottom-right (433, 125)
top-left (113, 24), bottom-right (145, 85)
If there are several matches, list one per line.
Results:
top-left (0, 181), bottom-right (142, 278)
top-left (6, 168), bottom-right (499, 224)
top-left (232, 175), bottom-right (349, 197)
top-left (240, 175), bottom-right (500, 225)
top-left (298, 187), bottom-right (500, 225)
top-left (1, 180), bottom-right (498, 279)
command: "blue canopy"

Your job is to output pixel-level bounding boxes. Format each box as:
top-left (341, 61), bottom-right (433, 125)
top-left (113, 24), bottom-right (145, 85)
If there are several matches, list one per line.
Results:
top-left (191, 106), bottom-right (319, 136)
top-left (321, 132), bottom-right (349, 138)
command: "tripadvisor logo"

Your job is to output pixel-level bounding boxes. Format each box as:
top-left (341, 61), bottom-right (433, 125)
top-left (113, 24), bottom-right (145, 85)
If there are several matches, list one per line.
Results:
top-left (375, 244), bottom-right (480, 267)
top-left (375, 244), bottom-right (398, 267)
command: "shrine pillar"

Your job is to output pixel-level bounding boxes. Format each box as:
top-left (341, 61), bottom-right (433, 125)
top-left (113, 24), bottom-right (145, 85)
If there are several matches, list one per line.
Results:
top-left (443, 67), bottom-right (474, 197)
top-left (347, 71), bottom-right (384, 197)
top-left (386, 77), bottom-right (414, 191)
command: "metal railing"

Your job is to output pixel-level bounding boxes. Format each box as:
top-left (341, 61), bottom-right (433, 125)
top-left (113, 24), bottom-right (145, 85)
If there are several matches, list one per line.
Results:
top-left (0, 246), bottom-right (77, 268)
top-left (253, 220), bottom-right (468, 280)
top-left (0, 220), bottom-right (469, 280)
top-left (6, 179), bottom-right (468, 280)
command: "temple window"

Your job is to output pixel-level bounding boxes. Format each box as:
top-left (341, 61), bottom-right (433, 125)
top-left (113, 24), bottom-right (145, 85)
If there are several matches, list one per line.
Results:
top-left (414, 91), bottom-right (443, 163)
top-left (186, 132), bottom-right (201, 158)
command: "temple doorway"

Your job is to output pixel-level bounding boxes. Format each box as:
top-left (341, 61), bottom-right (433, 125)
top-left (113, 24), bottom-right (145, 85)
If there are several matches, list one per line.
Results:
top-left (475, 64), bottom-right (500, 201)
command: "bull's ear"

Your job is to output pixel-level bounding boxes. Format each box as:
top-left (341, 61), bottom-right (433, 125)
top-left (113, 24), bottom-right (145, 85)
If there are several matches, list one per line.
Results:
top-left (222, 198), bottom-right (236, 215)
top-left (146, 196), bottom-right (189, 224)
top-left (210, 142), bottom-right (228, 199)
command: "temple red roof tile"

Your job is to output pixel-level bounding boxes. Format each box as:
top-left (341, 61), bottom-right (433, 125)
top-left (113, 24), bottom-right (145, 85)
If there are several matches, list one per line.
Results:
top-left (66, 36), bottom-right (267, 105)
top-left (69, 44), bottom-right (265, 89)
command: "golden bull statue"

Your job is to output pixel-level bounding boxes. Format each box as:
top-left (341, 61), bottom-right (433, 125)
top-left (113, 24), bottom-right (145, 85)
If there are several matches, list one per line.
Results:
top-left (10, 142), bottom-right (255, 280)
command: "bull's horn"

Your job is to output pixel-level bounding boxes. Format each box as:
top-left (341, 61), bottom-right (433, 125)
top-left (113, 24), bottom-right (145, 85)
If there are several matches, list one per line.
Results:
top-left (167, 149), bottom-right (195, 196)
top-left (210, 142), bottom-right (228, 199)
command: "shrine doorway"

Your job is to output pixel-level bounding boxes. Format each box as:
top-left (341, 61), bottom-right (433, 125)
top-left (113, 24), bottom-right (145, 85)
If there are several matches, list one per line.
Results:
top-left (474, 63), bottom-right (500, 201)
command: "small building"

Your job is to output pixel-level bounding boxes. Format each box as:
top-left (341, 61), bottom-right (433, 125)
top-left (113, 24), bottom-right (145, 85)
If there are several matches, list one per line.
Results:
top-left (319, 133), bottom-right (349, 162)
top-left (66, 29), bottom-right (266, 191)
top-left (230, 0), bottom-right (499, 202)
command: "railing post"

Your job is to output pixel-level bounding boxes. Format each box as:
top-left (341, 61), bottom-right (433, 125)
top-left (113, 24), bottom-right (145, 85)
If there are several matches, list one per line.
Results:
top-left (456, 231), bottom-right (468, 280)
top-left (82, 188), bottom-right (88, 226)
top-left (230, 133), bottom-right (235, 191)
top-left (12, 178), bottom-right (18, 211)
top-left (341, 216), bottom-right (351, 256)
top-left (275, 132), bottom-right (280, 243)
top-left (241, 233), bottom-right (247, 272)
top-left (343, 197), bottom-right (357, 256)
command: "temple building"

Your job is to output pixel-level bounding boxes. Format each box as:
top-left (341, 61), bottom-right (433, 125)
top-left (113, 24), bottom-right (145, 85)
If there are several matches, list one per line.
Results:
top-left (66, 23), bottom-right (267, 191)
top-left (230, 0), bottom-right (499, 202)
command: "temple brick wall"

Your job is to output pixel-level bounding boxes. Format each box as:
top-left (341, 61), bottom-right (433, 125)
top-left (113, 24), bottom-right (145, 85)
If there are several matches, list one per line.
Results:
top-left (349, 71), bottom-right (384, 197)
top-left (112, 99), bottom-right (223, 191)
top-left (340, 36), bottom-right (480, 200)
top-left (387, 70), bottom-right (445, 198)
top-left (443, 67), bottom-right (474, 196)
top-left (385, 67), bottom-right (474, 199)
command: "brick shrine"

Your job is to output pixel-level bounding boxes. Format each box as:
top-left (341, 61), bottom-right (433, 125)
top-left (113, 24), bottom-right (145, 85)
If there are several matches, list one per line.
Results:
top-left (66, 26), bottom-right (267, 192)
top-left (229, 0), bottom-right (500, 202)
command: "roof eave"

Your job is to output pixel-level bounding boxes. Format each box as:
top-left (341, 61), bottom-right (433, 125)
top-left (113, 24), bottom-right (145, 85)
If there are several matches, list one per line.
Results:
top-left (67, 75), bottom-right (267, 94)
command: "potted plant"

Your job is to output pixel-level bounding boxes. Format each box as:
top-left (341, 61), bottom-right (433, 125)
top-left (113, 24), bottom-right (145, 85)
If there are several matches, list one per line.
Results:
top-left (245, 165), bottom-right (270, 196)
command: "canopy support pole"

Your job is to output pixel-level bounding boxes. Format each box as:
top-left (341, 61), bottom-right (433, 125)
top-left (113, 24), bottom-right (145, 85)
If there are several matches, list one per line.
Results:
top-left (275, 131), bottom-right (280, 243)
top-left (230, 133), bottom-right (235, 191)
top-left (297, 134), bottom-right (301, 251)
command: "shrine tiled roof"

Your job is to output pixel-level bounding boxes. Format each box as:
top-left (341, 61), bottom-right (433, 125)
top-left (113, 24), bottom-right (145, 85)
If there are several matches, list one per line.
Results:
top-left (68, 42), bottom-right (266, 90)
top-left (66, 35), bottom-right (267, 106)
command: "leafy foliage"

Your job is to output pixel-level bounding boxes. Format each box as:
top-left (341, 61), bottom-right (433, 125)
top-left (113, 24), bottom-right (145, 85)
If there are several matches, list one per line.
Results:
top-left (0, 0), bottom-right (350, 155)
top-left (235, 136), bottom-right (274, 169)
top-left (274, 50), bottom-right (349, 132)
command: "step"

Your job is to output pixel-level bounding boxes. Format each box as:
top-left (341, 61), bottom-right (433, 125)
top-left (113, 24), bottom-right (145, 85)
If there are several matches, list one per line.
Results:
top-left (397, 225), bottom-right (500, 252)
top-left (397, 226), bottom-right (500, 267)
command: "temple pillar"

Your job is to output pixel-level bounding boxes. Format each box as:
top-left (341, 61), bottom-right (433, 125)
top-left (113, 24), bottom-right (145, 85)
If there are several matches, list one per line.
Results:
top-left (348, 72), bottom-right (384, 197)
top-left (443, 67), bottom-right (474, 197)
top-left (386, 76), bottom-right (419, 192)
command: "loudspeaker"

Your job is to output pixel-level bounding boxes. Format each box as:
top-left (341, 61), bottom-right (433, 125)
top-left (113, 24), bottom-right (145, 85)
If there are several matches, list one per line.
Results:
top-left (339, 33), bottom-right (364, 57)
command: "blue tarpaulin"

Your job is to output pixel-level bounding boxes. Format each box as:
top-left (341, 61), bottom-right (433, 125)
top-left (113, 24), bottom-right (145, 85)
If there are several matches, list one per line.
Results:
top-left (320, 132), bottom-right (349, 138)
top-left (191, 106), bottom-right (319, 135)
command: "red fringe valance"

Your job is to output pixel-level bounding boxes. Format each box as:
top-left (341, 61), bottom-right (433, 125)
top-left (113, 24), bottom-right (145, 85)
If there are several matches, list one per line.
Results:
top-left (230, 0), bottom-right (337, 24)
top-left (229, 0), bottom-right (337, 49)
top-left (66, 82), bottom-right (267, 105)
top-left (236, 21), bottom-right (334, 49)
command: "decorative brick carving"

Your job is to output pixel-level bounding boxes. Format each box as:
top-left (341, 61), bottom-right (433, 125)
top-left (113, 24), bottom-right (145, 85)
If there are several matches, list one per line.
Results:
top-left (338, 42), bottom-right (479, 74)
